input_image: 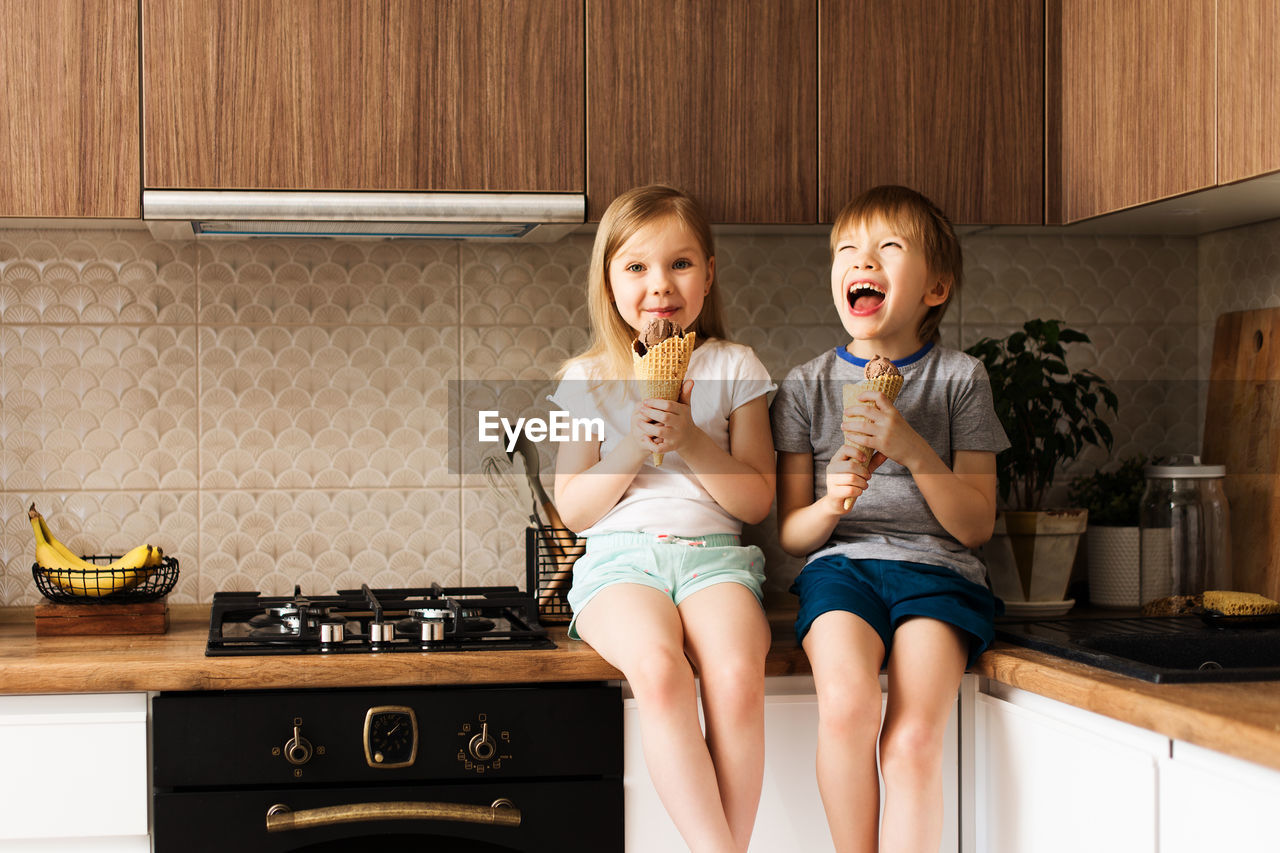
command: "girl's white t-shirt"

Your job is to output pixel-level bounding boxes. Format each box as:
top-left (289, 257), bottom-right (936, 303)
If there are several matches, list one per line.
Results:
top-left (548, 339), bottom-right (775, 538)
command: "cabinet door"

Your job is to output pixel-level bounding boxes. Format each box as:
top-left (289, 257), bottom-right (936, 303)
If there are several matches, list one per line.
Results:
top-left (143, 0), bottom-right (583, 192)
top-left (587, 0), bottom-right (817, 223)
top-left (975, 689), bottom-right (1163, 853)
top-left (820, 0), bottom-right (1042, 225)
top-left (624, 675), bottom-right (959, 852)
top-left (0, 693), bottom-right (148, 846)
top-left (0, 0), bottom-right (139, 218)
top-left (1053, 0), bottom-right (1214, 222)
top-left (1218, 0), bottom-right (1280, 184)
top-left (1160, 741), bottom-right (1280, 853)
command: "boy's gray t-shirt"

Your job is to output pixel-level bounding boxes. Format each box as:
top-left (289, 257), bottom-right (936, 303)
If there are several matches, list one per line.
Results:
top-left (770, 343), bottom-right (1009, 584)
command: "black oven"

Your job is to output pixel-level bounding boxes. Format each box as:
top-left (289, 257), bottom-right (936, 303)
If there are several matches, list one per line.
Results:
top-left (152, 683), bottom-right (622, 852)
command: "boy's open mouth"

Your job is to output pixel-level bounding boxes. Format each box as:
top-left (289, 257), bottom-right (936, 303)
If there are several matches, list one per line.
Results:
top-left (847, 282), bottom-right (885, 313)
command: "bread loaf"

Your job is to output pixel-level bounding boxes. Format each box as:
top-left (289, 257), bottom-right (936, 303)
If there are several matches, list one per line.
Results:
top-left (1140, 594), bottom-right (1200, 617)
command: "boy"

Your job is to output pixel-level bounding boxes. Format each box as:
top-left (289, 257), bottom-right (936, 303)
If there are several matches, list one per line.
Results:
top-left (770, 185), bottom-right (1008, 853)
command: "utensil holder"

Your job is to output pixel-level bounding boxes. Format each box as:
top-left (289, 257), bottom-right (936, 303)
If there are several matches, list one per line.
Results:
top-left (526, 527), bottom-right (579, 624)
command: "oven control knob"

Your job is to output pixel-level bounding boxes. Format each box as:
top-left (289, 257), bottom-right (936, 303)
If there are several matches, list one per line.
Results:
top-left (468, 723), bottom-right (497, 763)
top-left (284, 725), bottom-right (314, 765)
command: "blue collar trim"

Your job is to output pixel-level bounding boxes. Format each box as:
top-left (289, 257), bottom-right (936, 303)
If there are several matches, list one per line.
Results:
top-left (834, 341), bottom-right (934, 369)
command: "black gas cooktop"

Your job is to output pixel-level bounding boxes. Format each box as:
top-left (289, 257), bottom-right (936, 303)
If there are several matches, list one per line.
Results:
top-left (206, 584), bottom-right (554, 656)
top-left (995, 615), bottom-right (1280, 683)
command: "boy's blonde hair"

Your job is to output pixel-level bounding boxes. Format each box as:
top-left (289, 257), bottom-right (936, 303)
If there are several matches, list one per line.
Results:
top-left (830, 185), bottom-right (961, 345)
top-left (565, 184), bottom-right (726, 381)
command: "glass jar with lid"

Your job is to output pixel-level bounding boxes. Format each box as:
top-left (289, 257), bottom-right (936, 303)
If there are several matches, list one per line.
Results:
top-left (1138, 455), bottom-right (1231, 609)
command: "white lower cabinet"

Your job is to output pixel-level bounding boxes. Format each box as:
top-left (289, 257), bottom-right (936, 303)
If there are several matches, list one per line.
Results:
top-left (975, 682), bottom-right (1280, 852)
top-left (624, 674), bottom-right (960, 852)
top-left (974, 684), bottom-right (1165, 853)
top-left (1159, 740), bottom-right (1280, 853)
top-left (0, 692), bottom-right (149, 852)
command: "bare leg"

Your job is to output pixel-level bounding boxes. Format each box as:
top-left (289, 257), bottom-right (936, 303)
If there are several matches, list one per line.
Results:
top-left (879, 617), bottom-right (967, 853)
top-left (679, 583), bottom-right (772, 853)
top-left (802, 611), bottom-right (887, 853)
top-left (574, 583), bottom-right (737, 853)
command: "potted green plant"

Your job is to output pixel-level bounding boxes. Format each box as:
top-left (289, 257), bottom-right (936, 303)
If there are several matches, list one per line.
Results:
top-left (965, 319), bottom-right (1118, 613)
top-left (1068, 455), bottom-right (1156, 608)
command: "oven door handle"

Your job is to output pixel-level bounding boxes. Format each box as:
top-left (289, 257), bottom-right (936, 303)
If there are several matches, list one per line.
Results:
top-left (265, 798), bottom-right (521, 832)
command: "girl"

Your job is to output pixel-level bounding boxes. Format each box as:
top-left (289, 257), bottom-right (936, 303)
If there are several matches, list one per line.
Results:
top-left (550, 185), bottom-right (776, 853)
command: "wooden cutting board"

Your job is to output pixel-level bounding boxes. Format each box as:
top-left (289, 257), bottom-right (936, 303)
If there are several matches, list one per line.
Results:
top-left (1202, 307), bottom-right (1280, 600)
top-left (34, 599), bottom-right (169, 636)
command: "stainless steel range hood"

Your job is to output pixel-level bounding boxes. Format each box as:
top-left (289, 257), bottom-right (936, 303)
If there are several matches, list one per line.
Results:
top-left (142, 190), bottom-right (585, 241)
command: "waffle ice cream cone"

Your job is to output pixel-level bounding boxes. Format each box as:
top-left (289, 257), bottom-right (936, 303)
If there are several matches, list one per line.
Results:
top-left (841, 356), bottom-right (904, 510)
top-left (633, 323), bottom-right (696, 466)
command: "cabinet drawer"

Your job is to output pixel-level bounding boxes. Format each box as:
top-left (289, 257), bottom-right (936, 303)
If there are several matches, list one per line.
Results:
top-left (0, 693), bottom-right (148, 841)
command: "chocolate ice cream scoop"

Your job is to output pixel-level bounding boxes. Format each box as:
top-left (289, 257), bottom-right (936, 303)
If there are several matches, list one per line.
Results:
top-left (634, 318), bottom-right (685, 356)
top-left (863, 354), bottom-right (900, 380)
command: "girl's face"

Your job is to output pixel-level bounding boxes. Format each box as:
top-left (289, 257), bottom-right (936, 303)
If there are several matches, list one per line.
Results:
top-left (830, 215), bottom-right (949, 358)
top-left (608, 217), bottom-right (714, 335)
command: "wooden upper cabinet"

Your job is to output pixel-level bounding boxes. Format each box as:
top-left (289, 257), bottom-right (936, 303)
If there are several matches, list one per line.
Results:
top-left (1052, 0), bottom-right (1214, 223)
top-left (820, 0), bottom-right (1043, 225)
top-left (142, 0), bottom-right (583, 192)
top-left (587, 0), bottom-right (817, 223)
top-left (0, 0), bottom-right (139, 218)
top-left (1218, 0), bottom-right (1280, 185)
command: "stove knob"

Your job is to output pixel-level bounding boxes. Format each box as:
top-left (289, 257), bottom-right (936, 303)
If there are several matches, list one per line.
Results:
top-left (284, 725), bottom-right (313, 765)
top-left (468, 722), bottom-right (497, 762)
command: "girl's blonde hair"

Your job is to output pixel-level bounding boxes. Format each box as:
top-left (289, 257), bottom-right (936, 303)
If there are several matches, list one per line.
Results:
top-left (830, 185), bottom-right (961, 345)
top-left (563, 185), bottom-right (726, 381)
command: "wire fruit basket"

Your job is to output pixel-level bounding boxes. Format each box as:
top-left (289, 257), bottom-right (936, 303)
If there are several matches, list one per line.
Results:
top-left (32, 554), bottom-right (179, 604)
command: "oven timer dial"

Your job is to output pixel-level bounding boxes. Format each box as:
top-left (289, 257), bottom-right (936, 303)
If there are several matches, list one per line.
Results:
top-left (363, 706), bottom-right (418, 769)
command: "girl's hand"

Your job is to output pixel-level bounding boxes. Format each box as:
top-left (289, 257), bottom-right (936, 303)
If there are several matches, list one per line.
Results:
top-left (843, 390), bottom-right (929, 472)
top-left (635, 380), bottom-right (702, 458)
top-left (824, 443), bottom-right (873, 514)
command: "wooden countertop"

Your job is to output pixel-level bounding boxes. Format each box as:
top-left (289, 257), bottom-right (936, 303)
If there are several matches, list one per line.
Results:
top-left (4, 605), bottom-right (1280, 772)
top-left (0, 605), bottom-right (813, 694)
top-left (975, 643), bottom-right (1280, 771)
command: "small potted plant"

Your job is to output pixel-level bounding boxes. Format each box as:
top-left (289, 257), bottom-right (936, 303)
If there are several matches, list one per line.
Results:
top-left (1068, 455), bottom-right (1156, 608)
top-left (965, 319), bottom-right (1118, 613)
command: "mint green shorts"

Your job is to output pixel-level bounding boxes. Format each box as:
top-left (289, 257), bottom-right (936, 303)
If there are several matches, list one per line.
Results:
top-left (567, 532), bottom-right (766, 639)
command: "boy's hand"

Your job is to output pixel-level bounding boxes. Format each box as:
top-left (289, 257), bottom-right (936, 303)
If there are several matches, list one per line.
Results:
top-left (843, 389), bottom-right (929, 471)
top-left (635, 380), bottom-right (702, 458)
top-left (824, 444), bottom-right (875, 514)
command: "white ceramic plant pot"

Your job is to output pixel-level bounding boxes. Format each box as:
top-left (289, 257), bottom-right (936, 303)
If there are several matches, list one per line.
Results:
top-left (982, 509), bottom-right (1088, 607)
top-left (1085, 525), bottom-right (1141, 608)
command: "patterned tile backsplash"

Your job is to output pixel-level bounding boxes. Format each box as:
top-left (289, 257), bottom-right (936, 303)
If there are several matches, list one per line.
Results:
top-left (2, 220), bottom-right (1278, 606)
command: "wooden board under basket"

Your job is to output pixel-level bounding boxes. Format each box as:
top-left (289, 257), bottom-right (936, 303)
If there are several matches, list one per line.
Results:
top-left (34, 599), bottom-right (169, 636)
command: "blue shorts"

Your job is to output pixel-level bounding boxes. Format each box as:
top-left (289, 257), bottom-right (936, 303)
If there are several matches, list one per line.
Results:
top-left (791, 556), bottom-right (997, 669)
top-left (567, 532), bottom-right (766, 640)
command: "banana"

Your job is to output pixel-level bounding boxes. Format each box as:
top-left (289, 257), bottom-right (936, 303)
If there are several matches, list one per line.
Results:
top-left (28, 504), bottom-right (156, 597)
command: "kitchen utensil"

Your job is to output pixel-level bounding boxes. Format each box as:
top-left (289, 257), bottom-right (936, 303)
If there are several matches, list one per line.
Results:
top-left (1138, 456), bottom-right (1231, 610)
top-left (510, 452), bottom-right (562, 549)
top-left (480, 452), bottom-right (529, 519)
top-left (505, 436), bottom-right (585, 607)
top-left (509, 451), bottom-right (582, 607)
top-left (506, 434), bottom-right (574, 534)
top-left (1201, 307), bottom-right (1280, 600)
